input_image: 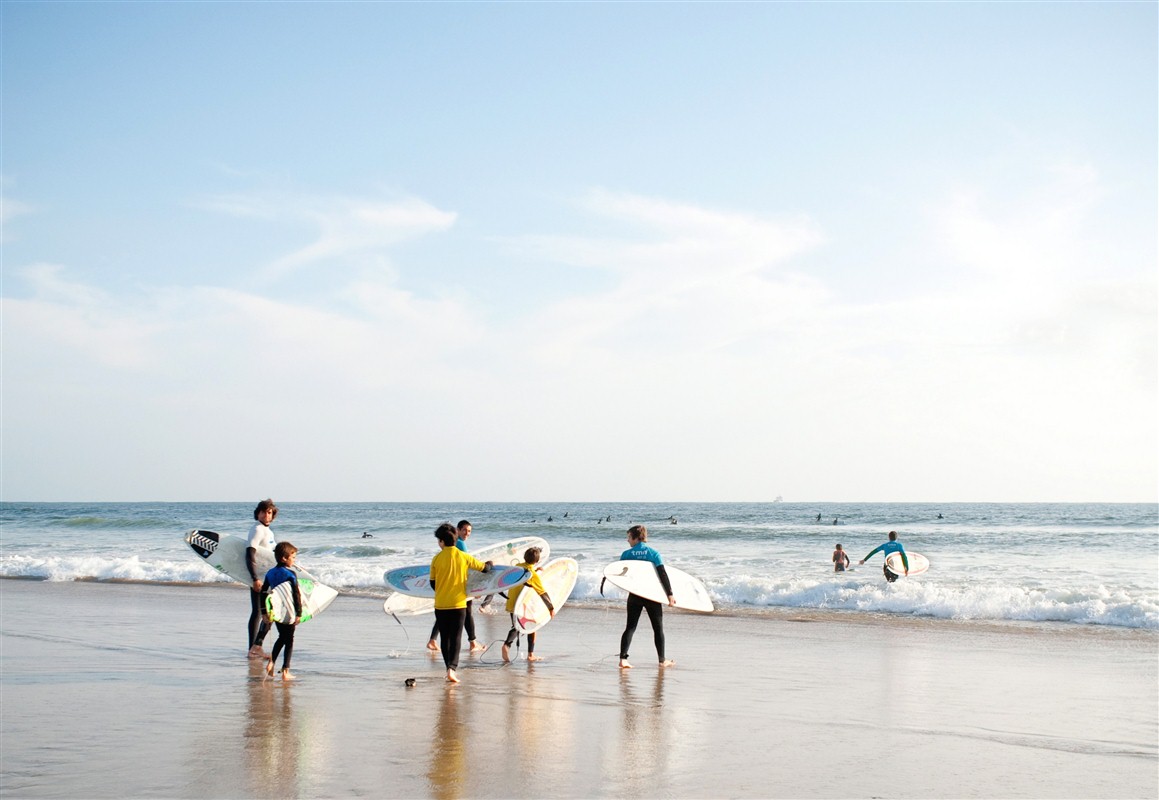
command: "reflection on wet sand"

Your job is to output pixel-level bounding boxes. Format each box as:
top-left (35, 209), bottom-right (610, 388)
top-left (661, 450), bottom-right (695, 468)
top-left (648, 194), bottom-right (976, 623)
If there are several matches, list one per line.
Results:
top-left (611, 668), bottom-right (668, 795)
top-left (244, 665), bottom-right (300, 799)
top-left (428, 687), bottom-right (467, 800)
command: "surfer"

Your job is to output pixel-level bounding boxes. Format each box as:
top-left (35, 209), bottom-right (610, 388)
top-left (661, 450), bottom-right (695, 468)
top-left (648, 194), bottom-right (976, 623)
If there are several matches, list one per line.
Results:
top-left (261, 541), bottom-right (302, 681)
top-left (429, 523), bottom-right (493, 683)
top-left (617, 525), bottom-right (675, 669)
top-left (832, 543), bottom-right (850, 572)
top-left (246, 499), bottom-right (277, 659)
top-left (859, 531), bottom-right (909, 582)
top-left (501, 547), bottom-right (555, 662)
top-left (426, 520), bottom-right (486, 653)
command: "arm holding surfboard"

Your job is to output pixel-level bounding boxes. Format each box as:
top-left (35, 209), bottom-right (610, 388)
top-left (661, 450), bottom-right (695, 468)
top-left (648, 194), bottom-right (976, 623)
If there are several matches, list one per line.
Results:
top-left (656, 564), bottom-right (675, 606)
top-left (859, 531), bottom-right (909, 581)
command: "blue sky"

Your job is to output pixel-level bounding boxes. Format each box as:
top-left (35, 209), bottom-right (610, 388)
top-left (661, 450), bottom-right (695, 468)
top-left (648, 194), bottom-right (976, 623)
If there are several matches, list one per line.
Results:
top-left (2, 2), bottom-right (1155, 502)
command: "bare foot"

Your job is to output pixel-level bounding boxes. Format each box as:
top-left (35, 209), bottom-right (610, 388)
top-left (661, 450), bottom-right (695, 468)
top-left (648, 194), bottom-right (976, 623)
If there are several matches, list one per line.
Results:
top-left (501, 644), bottom-right (510, 662)
top-left (659, 659), bottom-right (675, 667)
top-left (265, 659), bottom-right (275, 678)
top-left (469, 641), bottom-right (485, 653)
top-left (527, 653), bottom-right (542, 662)
top-left (446, 669), bottom-right (460, 684)
top-left (248, 645), bottom-right (266, 659)
top-left (281, 670), bottom-right (296, 681)
top-left (426, 640), bottom-right (439, 651)
top-left (619, 658), bottom-right (632, 669)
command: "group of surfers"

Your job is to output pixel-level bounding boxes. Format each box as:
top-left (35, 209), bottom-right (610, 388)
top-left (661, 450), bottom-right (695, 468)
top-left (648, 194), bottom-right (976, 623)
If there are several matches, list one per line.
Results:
top-left (241, 499), bottom-right (908, 682)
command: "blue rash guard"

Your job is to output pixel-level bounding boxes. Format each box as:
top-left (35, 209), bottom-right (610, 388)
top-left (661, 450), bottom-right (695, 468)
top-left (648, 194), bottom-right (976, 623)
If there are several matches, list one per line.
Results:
top-left (862, 540), bottom-right (909, 571)
top-left (261, 565), bottom-right (302, 617)
top-left (621, 541), bottom-right (674, 597)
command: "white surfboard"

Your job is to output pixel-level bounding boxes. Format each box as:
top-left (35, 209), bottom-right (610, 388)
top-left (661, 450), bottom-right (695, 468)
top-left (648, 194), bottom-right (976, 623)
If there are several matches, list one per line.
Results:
top-left (380, 537), bottom-right (549, 612)
top-left (602, 560), bottom-right (714, 612)
top-left (513, 557), bottom-right (578, 634)
top-left (184, 529), bottom-right (338, 620)
top-left (384, 563), bottom-right (530, 599)
top-left (885, 551), bottom-right (930, 577)
top-left (266, 577), bottom-right (339, 624)
top-left (383, 592), bottom-right (436, 617)
top-left (471, 536), bottom-right (550, 567)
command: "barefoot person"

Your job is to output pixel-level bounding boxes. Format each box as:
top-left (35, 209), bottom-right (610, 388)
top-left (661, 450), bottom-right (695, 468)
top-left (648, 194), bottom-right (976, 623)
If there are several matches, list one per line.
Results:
top-left (246, 499), bottom-right (277, 659)
top-left (859, 530), bottom-right (909, 582)
top-left (426, 520), bottom-right (485, 653)
top-left (617, 525), bottom-right (675, 669)
top-left (261, 541), bottom-right (302, 681)
top-left (501, 547), bottom-right (554, 663)
top-left (429, 523), bottom-right (492, 683)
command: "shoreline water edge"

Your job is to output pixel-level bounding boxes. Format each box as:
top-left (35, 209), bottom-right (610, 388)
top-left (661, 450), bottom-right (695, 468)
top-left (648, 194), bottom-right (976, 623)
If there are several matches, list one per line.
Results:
top-left (2, 501), bottom-right (1157, 630)
top-left (1, 578), bottom-right (1155, 799)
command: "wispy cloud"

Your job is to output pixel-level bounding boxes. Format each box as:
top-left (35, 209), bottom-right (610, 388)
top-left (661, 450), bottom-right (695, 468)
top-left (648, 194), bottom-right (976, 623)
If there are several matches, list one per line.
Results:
top-left (199, 191), bottom-right (458, 282)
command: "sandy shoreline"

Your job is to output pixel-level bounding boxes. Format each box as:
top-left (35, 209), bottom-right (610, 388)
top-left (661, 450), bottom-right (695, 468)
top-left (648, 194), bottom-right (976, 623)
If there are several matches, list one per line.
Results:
top-left (1, 579), bottom-right (1156, 799)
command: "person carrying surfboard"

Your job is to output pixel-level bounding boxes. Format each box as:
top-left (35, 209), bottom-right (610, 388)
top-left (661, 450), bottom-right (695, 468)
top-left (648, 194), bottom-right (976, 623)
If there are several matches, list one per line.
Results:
top-left (859, 531), bottom-right (909, 582)
top-left (261, 541), bottom-right (302, 681)
top-left (426, 520), bottom-right (485, 653)
top-left (246, 499), bottom-right (277, 659)
top-left (617, 525), bottom-right (675, 669)
top-left (501, 547), bottom-right (555, 663)
top-left (429, 523), bottom-right (493, 683)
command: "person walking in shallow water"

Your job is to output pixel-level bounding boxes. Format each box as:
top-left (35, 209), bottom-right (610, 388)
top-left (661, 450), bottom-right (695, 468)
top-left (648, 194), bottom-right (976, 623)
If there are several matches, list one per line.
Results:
top-left (501, 547), bottom-right (554, 662)
top-left (617, 525), bottom-right (675, 669)
top-left (430, 523), bottom-right (492, 683)
top-left (426, 520), bottom-right (485, 653)
top-left (832, 543), bottom-right (850, 572)
top-left (246, 499), bottom-right (277, 659)
top-left (859, 530), bottom-right (909, 582)
top-left (262, 541), bottom-right (302, 681)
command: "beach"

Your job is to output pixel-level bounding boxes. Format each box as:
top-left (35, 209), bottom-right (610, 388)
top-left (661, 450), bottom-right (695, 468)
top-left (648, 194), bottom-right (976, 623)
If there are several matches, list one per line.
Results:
top-left (1, 579), bottom-right (1155, 799)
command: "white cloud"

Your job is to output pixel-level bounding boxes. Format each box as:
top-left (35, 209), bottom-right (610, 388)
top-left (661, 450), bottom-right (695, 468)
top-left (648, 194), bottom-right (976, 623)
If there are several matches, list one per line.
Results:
top-left (2, 178), bottom-right (1154, 502)
top-left (199, 192), bottom-right (458, 281)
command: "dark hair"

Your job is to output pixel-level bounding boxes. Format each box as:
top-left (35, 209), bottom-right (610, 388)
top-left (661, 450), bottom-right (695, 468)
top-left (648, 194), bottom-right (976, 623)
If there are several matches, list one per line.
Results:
top-left (523, 547), bottom-right (541, 564)
top-left (457, 520), bottom-right (471, 531)
top-left (888, 531), bottom-right (898, 540)
top-left (627, 524), bottom-right (648, 542)
top-left (435, 523), bottom-right (457, 547)
top-left (253, 499), bottom-right (278, 521)
top-left (274, 541), bottom-right (297, 564)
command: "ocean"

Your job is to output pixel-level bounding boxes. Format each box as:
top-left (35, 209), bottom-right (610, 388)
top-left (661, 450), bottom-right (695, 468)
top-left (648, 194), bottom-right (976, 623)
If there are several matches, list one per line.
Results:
top-left (1, 501), bottom-right (1156, 630)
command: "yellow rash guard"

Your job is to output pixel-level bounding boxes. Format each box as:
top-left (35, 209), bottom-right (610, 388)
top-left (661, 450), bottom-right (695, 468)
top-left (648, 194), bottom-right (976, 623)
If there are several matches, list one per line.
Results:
top-left (430, 546), bottom-right (488, 610)
top-left (504, 562), bottom-right (548, 613)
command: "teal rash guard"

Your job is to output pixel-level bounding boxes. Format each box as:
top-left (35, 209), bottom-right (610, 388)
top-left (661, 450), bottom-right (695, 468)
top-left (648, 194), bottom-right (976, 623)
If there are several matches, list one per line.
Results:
top-left (862, 540), bottom-right (908, 571)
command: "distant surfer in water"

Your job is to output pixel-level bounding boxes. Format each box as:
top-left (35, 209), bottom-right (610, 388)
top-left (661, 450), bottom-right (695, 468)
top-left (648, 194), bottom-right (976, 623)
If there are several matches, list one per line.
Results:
top-left (246, 499), bottom-right (277, 659)
top-left (261, 541), bottom-right (302, 681)
top-left (501, 547), bottom-right (554, 663)
top-left (859, 531), bottom-right (908, 582)
top-left (427, 520), bottom-right (485, 653)
top-left (617, 525), bottom-right (675, 669)
top-left (832, 543), bottom-right (850, 572)
top-left (429, 523), bottom-right (492, 683)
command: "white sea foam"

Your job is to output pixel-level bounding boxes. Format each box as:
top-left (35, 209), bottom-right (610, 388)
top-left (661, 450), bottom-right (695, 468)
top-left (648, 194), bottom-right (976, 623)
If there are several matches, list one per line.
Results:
top-left (2, 501), bottom-right (1155, 630)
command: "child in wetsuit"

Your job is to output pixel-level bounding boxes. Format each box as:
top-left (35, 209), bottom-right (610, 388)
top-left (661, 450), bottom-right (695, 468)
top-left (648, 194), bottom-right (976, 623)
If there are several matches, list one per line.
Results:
top-left (832, 543), bottom-right (850, 572)
top-left (262, 541), bottom-right (302, 681)
top-left (501, 547), bottom-right (554, 662)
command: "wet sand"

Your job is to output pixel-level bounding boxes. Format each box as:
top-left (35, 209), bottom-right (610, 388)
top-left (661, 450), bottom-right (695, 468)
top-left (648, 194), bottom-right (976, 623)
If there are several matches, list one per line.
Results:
top-left (1, 579), bottom-right (1155, 799)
